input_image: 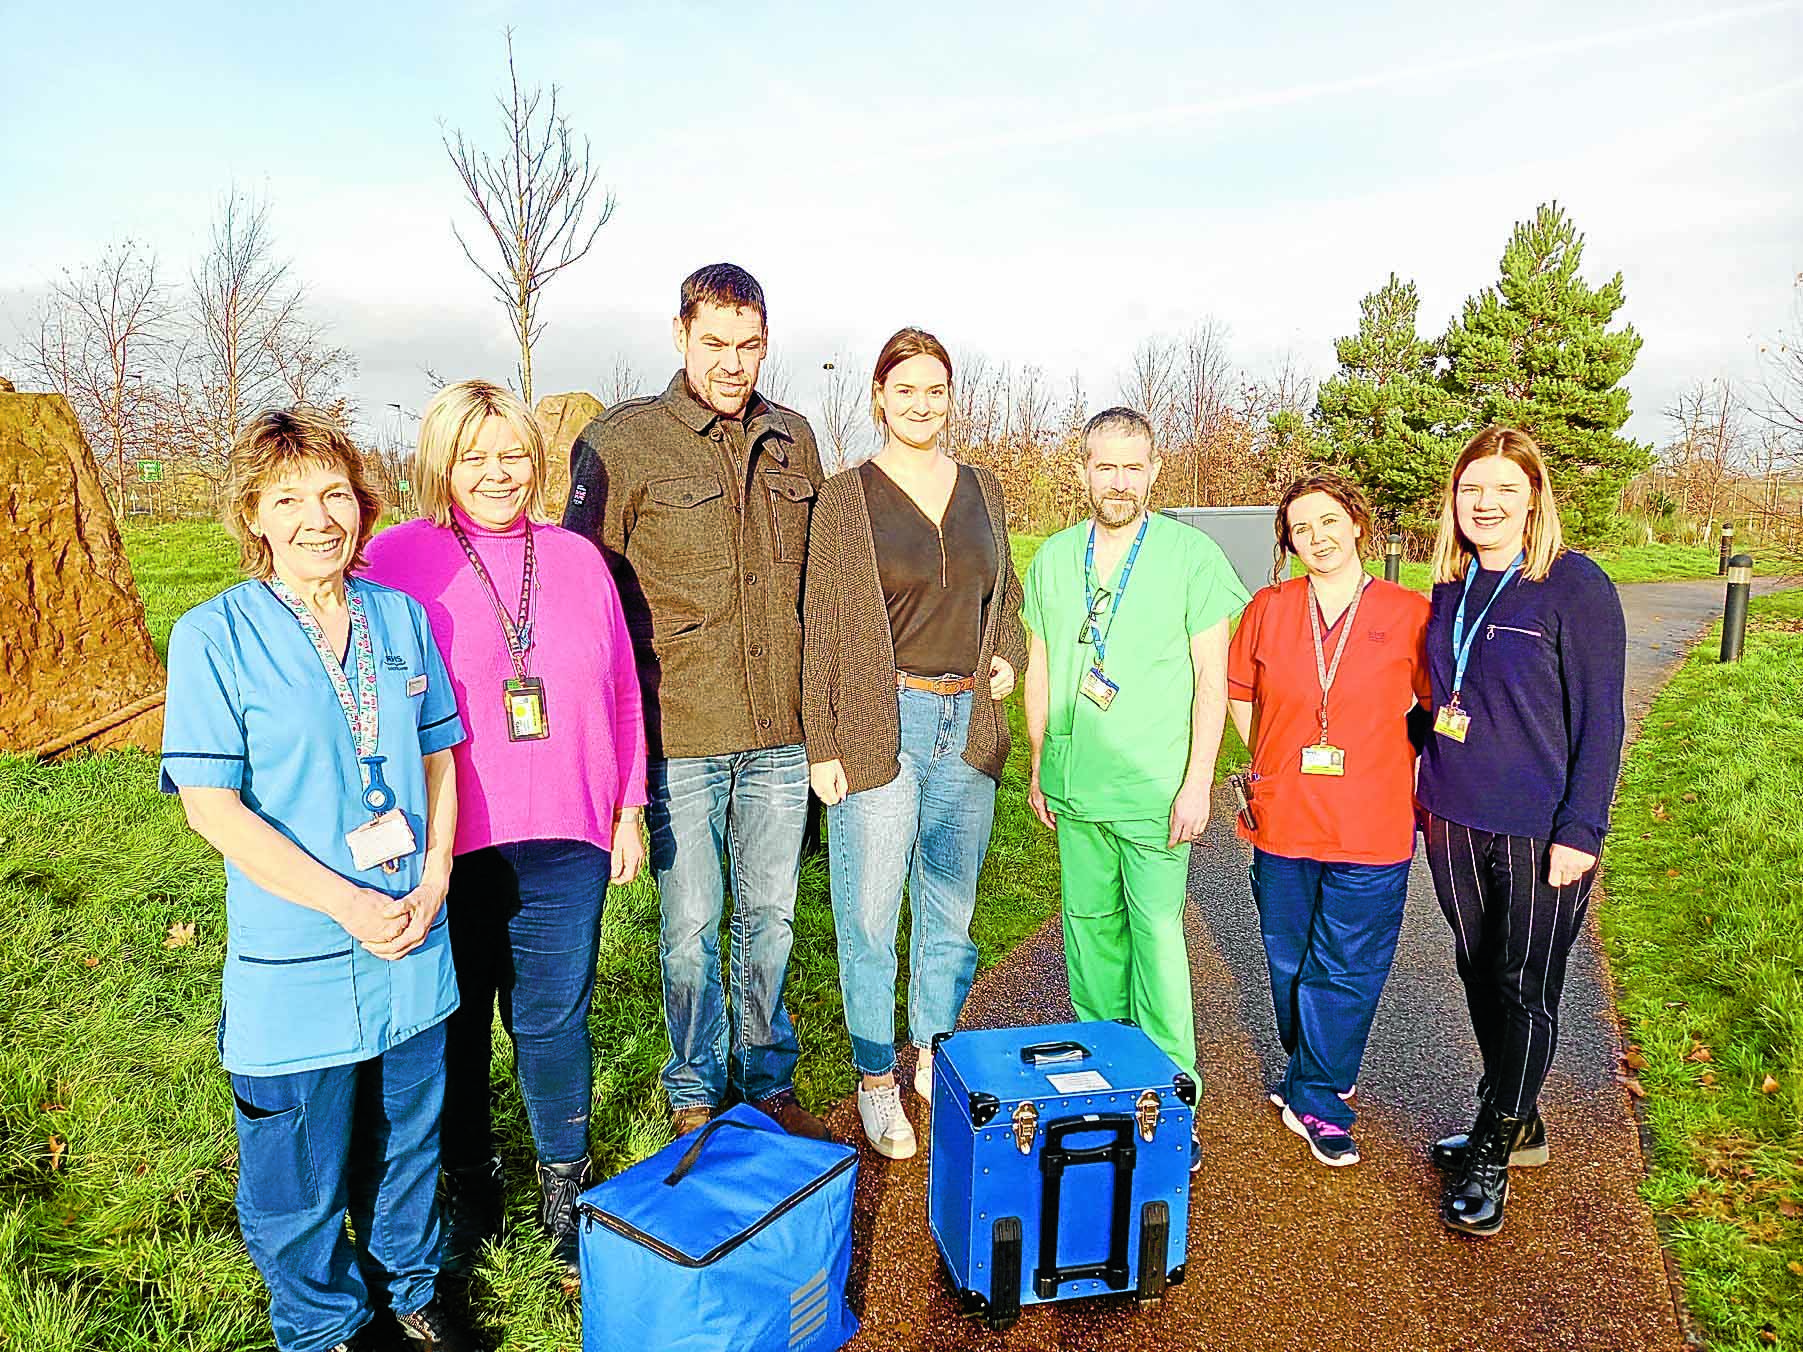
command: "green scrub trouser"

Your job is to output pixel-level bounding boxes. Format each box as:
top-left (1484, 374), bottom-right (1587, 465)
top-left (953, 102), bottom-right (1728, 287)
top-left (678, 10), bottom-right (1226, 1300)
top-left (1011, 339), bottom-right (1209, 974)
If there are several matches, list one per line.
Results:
top-left (1055, 815), bottom-right (1198, 1083)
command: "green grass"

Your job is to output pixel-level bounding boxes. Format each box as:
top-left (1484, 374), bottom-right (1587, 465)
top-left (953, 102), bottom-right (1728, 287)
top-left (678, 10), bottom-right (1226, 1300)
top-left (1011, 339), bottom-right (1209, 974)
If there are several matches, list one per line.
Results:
top-left (1600, 588), bottom-right (1803, 1351)
top-left (118, 523), bottom-right (240, 664)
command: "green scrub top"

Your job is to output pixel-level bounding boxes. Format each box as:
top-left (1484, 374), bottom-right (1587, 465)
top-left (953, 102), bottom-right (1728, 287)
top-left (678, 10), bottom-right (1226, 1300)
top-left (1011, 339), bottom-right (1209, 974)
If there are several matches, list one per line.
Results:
top-left (1022, 512), bottom-right (1248, 822)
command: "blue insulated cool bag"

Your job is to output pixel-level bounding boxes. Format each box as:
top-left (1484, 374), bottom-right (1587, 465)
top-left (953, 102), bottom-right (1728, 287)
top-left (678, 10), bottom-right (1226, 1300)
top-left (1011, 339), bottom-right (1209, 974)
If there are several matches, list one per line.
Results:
top-left (576, 1103), bottom-right (859, 1352)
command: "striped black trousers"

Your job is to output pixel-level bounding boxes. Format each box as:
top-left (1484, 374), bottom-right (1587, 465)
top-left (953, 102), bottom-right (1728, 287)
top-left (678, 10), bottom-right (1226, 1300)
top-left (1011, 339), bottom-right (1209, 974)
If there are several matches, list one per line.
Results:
top-left (1424, 814), bottom-right (1597, 1119)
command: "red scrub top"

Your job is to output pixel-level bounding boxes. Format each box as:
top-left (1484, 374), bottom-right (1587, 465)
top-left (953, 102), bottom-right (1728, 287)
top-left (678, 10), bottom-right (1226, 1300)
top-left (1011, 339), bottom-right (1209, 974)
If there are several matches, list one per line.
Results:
top-left (1227, 576), bottom-right (1430, 866)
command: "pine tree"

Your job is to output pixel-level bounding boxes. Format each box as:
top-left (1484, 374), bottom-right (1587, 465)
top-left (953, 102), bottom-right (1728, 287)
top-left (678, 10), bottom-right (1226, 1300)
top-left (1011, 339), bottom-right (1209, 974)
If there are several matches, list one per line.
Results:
top-left (1315, 273), bottom-right (1462, 529)
top-left (1440, 202), bottom-right (1649, 541)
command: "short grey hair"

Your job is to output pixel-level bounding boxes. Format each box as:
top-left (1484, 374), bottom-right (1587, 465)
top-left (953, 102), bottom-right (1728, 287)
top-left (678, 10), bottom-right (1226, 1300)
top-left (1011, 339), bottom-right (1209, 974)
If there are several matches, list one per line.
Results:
top-left (1082, 405), bottom-right (1157, 459)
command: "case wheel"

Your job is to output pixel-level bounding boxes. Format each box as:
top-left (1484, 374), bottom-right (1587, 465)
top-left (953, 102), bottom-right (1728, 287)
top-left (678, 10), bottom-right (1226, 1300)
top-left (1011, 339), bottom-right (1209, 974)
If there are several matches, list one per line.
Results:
top-left (1135, 1200), bottom-right (1171, 1305)
top-left (988, 1215), bottom-right (1022, 1331)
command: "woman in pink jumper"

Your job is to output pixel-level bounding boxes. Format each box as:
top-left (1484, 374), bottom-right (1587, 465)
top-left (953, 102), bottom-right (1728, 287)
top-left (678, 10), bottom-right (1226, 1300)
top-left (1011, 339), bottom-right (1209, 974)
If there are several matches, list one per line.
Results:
top-left (363, 379), bottom-right (646, 1280)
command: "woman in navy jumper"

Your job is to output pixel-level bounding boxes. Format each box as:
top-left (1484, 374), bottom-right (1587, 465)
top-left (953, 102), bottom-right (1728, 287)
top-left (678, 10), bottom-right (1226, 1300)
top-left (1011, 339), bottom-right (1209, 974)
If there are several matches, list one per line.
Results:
top-left (1416, 426), bottom-right (1626, 1238)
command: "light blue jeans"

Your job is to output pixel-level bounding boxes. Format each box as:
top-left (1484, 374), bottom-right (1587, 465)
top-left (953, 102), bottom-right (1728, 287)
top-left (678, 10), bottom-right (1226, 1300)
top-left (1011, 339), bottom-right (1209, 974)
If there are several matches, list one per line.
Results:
top-left (648, 744), bottom-right (808, 1109)
top-left (828, 689), bottom-right (997, 1076)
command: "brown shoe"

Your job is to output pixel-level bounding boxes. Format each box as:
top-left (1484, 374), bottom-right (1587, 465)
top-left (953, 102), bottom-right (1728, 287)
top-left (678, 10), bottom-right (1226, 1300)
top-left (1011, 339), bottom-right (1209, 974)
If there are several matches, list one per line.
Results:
top-left (671, 1104), bottom-right (716, 1136)
top-left (756, 1088), bottom-right (833, 1141)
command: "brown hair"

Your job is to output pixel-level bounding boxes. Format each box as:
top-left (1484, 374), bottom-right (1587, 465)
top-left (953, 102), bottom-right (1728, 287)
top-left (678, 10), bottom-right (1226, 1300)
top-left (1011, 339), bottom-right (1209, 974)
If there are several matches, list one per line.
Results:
top-left (413, 379), bottom-right (550, 527)
top-left (225, 405), bottom-right (384, 579)
top-left (1082, 406), bottom-right (1158, 461)
top-left (869, 327), bottom-right (954, 429)
top-left (679, 263), bottom-right (766, 331)
top-left (1271, 472), bottom-right (1375, 585)
top-left (1430, 426), bottom-right (1566, 583)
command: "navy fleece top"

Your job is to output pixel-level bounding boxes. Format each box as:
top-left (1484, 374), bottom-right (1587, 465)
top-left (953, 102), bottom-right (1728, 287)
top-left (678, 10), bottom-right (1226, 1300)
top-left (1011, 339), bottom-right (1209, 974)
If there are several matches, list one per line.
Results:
top-left (1416, 550), bottom-right (1626, 855)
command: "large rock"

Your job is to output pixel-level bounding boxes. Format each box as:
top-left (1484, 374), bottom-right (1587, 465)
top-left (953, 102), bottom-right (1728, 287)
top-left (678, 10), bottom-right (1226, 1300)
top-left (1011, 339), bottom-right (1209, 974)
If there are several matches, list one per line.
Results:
top-left (0, 392), bottom-right (166, 755)
top-left (534, 392), bottom-right (604, 519)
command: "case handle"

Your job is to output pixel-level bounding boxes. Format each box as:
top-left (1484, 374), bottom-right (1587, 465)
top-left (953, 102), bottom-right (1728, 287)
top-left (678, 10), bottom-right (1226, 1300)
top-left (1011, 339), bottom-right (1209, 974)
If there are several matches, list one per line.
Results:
top-left (1034, 1113), bottom-right (1136, 1298)
top-left (662, 1118), bottom-right (770, 1185)
top-left (1018, 1040), bottom-right (1091, 1065)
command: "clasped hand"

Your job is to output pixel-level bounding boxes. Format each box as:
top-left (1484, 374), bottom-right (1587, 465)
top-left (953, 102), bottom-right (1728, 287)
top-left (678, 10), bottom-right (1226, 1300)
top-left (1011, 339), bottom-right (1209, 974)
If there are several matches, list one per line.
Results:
top-left (337, 874), bottom-right (447, 960)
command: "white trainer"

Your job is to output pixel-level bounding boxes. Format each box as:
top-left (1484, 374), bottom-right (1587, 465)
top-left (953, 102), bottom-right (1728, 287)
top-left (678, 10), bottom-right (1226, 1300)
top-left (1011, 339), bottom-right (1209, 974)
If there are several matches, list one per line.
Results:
top-left (857, 1082), bottom-right (917, 1159)
top-left (913, 1047), bottom-right (934, 1104)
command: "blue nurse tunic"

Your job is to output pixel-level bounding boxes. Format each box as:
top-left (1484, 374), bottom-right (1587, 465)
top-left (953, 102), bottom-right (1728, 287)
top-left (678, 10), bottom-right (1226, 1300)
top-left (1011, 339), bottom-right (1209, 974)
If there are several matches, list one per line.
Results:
top-left (161, 578), bottom-right (467, 1077)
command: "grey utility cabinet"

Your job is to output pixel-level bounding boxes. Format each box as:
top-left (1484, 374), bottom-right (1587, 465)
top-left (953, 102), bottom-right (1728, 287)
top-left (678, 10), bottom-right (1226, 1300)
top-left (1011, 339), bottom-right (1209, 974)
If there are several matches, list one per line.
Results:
top-left (1162, 505), bottom-right (1280, 597)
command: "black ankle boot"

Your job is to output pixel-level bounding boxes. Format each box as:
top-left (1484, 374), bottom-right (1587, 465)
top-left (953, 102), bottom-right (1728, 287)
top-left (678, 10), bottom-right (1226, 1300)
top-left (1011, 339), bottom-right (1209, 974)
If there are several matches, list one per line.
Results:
top-left (1441, 1112), bottom-right (1522, 1237)
top-left (441, 1155), bottom-right (504, 1278)
top-left (536, 1157), bottom-right (591, 1277)
top-left (1432, 1104), bottom-right (1549, 1171)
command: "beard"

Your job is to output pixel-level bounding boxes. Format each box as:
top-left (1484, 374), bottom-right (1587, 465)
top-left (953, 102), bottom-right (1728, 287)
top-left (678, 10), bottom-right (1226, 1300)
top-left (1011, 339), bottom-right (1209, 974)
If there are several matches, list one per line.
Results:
top-left (1090, 489), bottom-right (1144, 527)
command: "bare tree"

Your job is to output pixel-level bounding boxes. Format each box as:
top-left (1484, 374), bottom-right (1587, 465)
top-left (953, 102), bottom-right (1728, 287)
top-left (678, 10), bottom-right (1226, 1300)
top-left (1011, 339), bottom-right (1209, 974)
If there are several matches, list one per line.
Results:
top-left (601, 351), bottom-right (641, 406)
top-left (1662, 379), bottom-right (1749, 525)
top-left (187, 190), bottom-right (301, 475)
top-left (1173, 319), bottom-right (1233, 505)
top-left (759, 355), bottom-right (793, 408)
top-left (443, 29), bottom-right (615, 407)
top-left (18, 239), bottom-right (169, 509)
top-left (266, 310), bottom-right (356, 417)
top-left (816, 360), bottom-right (868, 475)
top-left (1121, 337), bottom-right (1178, 441)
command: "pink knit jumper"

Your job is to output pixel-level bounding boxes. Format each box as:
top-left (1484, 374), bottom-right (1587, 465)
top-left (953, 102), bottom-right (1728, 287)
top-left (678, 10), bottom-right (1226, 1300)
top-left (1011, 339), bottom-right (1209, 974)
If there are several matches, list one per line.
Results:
top-left (363, 508), bottom-right (647, 856)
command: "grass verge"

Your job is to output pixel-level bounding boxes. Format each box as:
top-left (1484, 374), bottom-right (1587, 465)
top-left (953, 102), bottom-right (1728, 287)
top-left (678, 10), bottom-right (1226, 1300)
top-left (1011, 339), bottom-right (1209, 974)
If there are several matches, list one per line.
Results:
top-left (1600, 588), bottom-right (1803, 1352)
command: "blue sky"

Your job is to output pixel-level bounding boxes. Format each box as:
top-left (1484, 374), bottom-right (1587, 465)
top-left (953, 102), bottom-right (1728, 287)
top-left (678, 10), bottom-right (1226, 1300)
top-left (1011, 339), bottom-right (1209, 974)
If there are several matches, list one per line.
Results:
top-left (2, 0), bottom-right (1798, 448)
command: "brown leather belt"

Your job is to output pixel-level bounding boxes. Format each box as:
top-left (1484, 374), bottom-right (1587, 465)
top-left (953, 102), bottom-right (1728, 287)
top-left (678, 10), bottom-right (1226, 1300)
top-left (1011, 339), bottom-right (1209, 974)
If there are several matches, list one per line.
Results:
top-left (896, 672), bottom-right (978, 696)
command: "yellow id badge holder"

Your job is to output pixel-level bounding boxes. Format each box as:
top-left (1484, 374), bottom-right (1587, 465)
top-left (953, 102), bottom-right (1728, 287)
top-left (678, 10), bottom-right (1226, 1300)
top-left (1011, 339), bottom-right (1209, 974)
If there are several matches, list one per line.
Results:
top-left (1079, 665), bottom-right (1118, 710)
top-left (505, 677), bottom-right (550, 741)
top-left (1434, 705), bottom-right (1471, 743)
top-left (1300, 743), bottom-right (1346, 776)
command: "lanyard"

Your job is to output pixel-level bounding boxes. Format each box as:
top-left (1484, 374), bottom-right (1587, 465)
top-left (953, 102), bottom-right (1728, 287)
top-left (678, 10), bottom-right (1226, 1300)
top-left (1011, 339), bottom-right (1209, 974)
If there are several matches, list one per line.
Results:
top-left (451, 520), bottom-right (537, 679)
top-left (1307, 574), bottom-right (1368, 744)
top-left (1450, 552), bottom-right (1523, 702)
top-left (1082, 514), bottom-right (1149, 668)
top-left (267, 577), bottom-right (394, 813)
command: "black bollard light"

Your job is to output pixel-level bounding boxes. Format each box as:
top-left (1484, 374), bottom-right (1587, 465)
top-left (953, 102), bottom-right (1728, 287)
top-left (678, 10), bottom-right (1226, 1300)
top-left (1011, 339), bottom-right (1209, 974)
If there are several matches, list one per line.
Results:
top-left (1385, 532), bottom-right (1402, 583)
top-left (1718, 522), bottom-right (1734, 575)
top-left (1720, 553), bottom-right (1752, 663)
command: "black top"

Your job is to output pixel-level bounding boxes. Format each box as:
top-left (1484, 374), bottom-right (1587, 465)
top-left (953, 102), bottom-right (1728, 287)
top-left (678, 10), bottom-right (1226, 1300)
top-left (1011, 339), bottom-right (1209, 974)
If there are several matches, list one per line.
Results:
top-left (860, 460), bottom-right (997, 678)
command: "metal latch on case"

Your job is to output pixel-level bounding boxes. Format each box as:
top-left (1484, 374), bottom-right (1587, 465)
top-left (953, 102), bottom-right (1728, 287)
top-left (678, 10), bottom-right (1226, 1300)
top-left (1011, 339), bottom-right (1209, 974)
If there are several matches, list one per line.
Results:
top-left (1011, 1100), bottom-right (1040, 1155)
top-left (1135, 1089), bottom-right (1161, 1143)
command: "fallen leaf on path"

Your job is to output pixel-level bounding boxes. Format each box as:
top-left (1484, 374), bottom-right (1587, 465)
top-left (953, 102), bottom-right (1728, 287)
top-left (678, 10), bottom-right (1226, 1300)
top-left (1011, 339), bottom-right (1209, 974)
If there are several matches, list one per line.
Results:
top-left (1623, 1048), bottom-right (1649, 1071)
top-left (1619, 1075), bottom-right (1647, 1099)
top-left (47, 1136), bottom-right (65, 1171)
top-left (1762, 1075), bottom-right (1780, 1094)
top-left (164, 922), bottom-right (196, 949)
top-left (1686, 1044), bottom-right (1713, 1063)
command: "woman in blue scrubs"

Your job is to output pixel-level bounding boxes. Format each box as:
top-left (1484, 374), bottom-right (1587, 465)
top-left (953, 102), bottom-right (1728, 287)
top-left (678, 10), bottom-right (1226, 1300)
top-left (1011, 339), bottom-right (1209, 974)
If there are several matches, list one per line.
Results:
top-left (161, 407), bottom-right (484, 1352)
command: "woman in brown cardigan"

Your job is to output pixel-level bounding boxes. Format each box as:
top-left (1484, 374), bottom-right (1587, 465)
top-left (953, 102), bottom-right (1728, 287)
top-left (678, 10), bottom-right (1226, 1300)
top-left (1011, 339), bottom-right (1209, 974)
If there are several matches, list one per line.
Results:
top-left (802, 327), bottom-right (1027, 1159)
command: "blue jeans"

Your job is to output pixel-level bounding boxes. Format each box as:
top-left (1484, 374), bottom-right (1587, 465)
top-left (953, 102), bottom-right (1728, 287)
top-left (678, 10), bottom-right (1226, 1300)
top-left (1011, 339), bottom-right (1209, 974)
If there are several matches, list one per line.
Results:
top-left (828, 689), bottom-right (997, 1076)
top-left (441, 839), bottom-right (609, 1169)
top-left (1250, 850), bottom-right (1408, 1129)
top-left (229, 1020), bottom-right (446, 1352)
top-left (648, 744), bottom-right (808, 1108)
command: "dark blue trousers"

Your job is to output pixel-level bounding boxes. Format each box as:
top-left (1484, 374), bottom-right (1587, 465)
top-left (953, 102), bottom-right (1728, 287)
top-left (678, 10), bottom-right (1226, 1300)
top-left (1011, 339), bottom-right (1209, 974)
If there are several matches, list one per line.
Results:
top-left (1251, 850), bottom-right (1408, 1129)
top-left (230, 1020), bottom-right (446, 1352)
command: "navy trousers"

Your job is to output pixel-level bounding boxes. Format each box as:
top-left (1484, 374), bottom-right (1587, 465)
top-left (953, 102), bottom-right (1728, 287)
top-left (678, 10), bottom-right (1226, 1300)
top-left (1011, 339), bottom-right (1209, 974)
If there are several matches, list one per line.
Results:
top-left (230, 1020), bottom-right (446, 1352)
top-left (1251, 849), bottom-right (1409, 1129)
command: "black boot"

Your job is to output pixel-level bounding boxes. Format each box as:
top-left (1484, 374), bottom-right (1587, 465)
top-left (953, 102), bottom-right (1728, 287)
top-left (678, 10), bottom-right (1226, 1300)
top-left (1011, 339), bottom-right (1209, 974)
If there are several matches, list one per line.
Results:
top-left (396, 1292), bottom-right (488, 1351)
top-left (536, 1157), bottom-right (591, 1278)
top-left (441, 1155), bottom-right (504, 1278)
top-left (1432, 1098), bottom-right (1549, 1171)
top-left (1441, 1111), bottom-right (1522, 1237)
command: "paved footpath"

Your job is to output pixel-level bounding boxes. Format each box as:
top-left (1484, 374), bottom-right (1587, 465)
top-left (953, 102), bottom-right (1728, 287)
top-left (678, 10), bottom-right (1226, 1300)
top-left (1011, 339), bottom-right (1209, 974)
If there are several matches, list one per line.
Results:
top-left (828, 576), bottom-right (1790, 1352)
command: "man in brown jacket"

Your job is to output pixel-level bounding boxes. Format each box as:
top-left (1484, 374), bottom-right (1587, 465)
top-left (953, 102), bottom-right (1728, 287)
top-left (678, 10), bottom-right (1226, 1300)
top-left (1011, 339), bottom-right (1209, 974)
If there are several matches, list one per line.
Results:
top-left (564, 264), bottom-right (828, 1139)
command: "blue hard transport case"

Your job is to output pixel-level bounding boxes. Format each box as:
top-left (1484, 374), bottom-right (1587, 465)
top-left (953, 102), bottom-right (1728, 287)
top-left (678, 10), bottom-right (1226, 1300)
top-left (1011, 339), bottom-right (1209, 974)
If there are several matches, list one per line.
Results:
top-left (575, 1102), bottom-right (860, 1352)
top-left (928, 1019), bottom-right (1195, 1331)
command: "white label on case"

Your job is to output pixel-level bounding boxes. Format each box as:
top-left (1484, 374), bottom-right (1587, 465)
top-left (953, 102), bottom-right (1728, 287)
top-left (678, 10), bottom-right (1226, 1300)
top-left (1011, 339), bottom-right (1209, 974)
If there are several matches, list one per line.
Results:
top-left (1046, 1070), bottom-right (1113, 1093)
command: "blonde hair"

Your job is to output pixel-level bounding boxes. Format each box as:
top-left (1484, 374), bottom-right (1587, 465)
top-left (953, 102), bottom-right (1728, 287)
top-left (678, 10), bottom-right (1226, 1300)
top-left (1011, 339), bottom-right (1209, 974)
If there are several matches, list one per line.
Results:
top-left (225, 405), bottom-right (384, 579)
top-left (1430, 426), bottom-right (1566, 584)
top-left (413, 379), bottom-right (550, 527)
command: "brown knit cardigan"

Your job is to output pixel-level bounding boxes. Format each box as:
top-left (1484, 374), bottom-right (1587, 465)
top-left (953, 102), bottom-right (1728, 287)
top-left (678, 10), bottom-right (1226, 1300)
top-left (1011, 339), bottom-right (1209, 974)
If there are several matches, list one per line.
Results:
top-left (801, 462), bottom-right (1028, 793)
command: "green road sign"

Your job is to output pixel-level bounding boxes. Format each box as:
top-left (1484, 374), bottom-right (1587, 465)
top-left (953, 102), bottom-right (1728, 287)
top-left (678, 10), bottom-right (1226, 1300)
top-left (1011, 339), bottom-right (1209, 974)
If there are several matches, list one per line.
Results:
top-left (397, 478), bottom-right (410, 493)
top-left (138, 460), bottom-right (163, 483)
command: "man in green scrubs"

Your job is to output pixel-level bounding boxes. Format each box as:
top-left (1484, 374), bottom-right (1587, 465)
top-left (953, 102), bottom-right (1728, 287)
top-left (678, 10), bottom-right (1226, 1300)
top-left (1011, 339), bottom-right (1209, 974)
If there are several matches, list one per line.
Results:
top-left (1023, 407), bottom-right (1248, 1120)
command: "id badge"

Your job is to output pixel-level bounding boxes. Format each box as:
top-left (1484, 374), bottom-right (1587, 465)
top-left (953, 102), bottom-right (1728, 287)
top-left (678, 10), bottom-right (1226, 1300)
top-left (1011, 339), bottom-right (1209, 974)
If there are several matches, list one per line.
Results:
top-left (1300, 743), bottom-right (1346, 776)
top-left (1079, 665), bottom-right (1118, 710)
top-left (346, 809), bottom-right (417, 873)
top-left (1434, 705), bottom-right (1471, 743)
top-left (505, 676), bottom-right (549, 741)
